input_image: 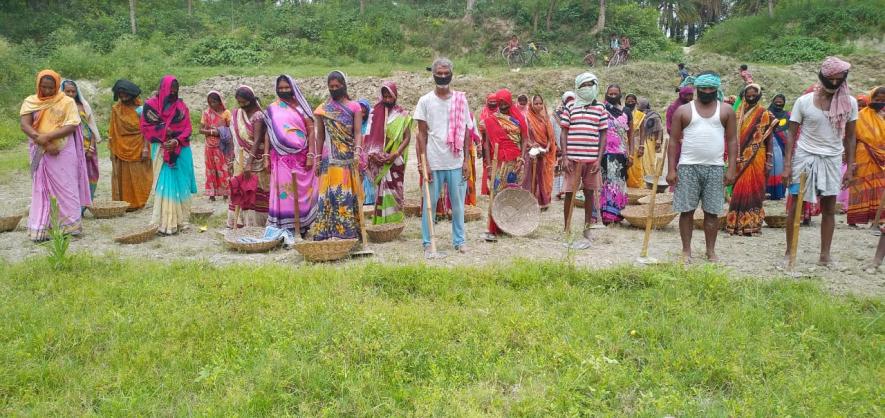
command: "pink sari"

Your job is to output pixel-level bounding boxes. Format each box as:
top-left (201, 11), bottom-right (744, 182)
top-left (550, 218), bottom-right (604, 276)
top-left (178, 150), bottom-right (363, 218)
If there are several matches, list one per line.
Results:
top-left (28, 127), bottom-right (91, 240)
top-left (266, 97), bottom-right (318, 234)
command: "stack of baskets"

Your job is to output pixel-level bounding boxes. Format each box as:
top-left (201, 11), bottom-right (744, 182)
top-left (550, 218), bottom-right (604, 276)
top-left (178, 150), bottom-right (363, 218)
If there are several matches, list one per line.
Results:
top-left (293, 238), bottom-right (358, 262)
top-left (89, 201), bottom-right (130, 219)
top-left (403, 199), bottom-right (422, 217)
top-left (626, 188), bottom-right (652, 205)
top-left (763, 201), bottom-right (788, 228)
top-left (224, 227), bottom-right (281, 253)
top-left (114, 224), bottom-right (159, 244)
top-left (638, 193), bottom-right (674, 205)
top-left (621, 204), bottom-right (677, 229)
top-left (464, 205), bottom-right (483, 222)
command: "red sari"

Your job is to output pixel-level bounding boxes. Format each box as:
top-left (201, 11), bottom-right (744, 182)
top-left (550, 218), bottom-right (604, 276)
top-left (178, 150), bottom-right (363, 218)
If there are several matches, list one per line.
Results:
top-left (202, 104), bottom-right (231, 197)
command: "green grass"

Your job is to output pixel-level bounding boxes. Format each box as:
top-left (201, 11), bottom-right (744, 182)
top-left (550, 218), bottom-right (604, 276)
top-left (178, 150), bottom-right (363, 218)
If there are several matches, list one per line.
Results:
top-left (0, 257), bottom-right (881, 416)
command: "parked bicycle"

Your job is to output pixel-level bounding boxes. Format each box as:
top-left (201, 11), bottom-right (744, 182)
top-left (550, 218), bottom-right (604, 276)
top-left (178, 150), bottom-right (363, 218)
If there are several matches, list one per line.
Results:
top-left (501, 41), bottom-right (549, 67)
top-left (607, 48), bottom-right (629, 68)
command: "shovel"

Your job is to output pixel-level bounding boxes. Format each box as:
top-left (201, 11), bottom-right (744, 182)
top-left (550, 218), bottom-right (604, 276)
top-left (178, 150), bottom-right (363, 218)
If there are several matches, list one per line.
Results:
top-left (637, 137), bottom-right (670, 265)
top-left (351, 160), bottom-right (374, 258)
top-left (788, 172), bottom-right (808, 271)
top-left (290, 169), bottom-right (303, 243)
top-left (421, 154), bottom-right (446, 259)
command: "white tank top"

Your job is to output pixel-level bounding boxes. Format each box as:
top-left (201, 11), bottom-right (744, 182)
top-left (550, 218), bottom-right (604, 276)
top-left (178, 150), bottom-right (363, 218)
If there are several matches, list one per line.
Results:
top-left (679, 101), bottom-right (725, 166)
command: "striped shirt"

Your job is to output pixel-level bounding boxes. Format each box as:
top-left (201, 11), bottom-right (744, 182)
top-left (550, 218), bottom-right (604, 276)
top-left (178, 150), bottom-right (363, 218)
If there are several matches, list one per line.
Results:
top-left (560, 102), bottom-right (608, 162)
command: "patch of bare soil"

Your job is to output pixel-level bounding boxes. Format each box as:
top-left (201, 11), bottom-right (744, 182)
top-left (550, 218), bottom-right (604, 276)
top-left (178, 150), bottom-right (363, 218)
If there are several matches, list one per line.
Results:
top-left (0, 142), bottom-right (881, 297)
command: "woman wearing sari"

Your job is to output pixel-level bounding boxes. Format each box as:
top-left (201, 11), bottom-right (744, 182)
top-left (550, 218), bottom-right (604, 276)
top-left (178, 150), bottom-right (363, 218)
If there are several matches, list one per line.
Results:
top-left (624, 93), bottom-right (646, 188)
top-left (478, 93), bottom-right (498, 196)
top-left (636, 98), bottom-right (663, 178)
top-left (199, 91), bottom-right (231, 201)
top-left (265, 75), bottom-right (319, 238)
top-left (726, 84), bottom-right (777, 236)
top-left (601, 84), bottom-right (631, 224)
top-left (365, 81), bottom-right (412, 224)
top-left (480, 89), bottom-right (526, 242)
top-left (229, 86), bottom-right (271, 228)
top-left (311, 71), bottom-right (364, 241)
top-left (848, 86), bottom-right (884, 227)
top-left (19, 69), bottom-right (91, 241)
top-left (61, 80), bottom-right (101, 199)
top-left (141, 75), bottom-right (197, 235)
top-left (766, 94), bottom-right (789, 200)
top-left (525, 95), bottom-right (556, 210)
top-left (108, 79), bottom-right (152, 210)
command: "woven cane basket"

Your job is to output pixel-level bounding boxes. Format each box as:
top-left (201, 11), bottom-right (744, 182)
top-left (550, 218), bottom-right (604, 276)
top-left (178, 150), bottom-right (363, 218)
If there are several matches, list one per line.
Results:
top-left (403, 199), bottom-right (422, 217)
top-left (621, 204), bottom-right (677, 229)
top-left (0, 213), bottom-right (23, 232)
top-left (366, 222), bottom-right (405, 243)
top-left (293, 238), bottom-right (358, 262)
top-left (693, 208), bottom-right (727, 230)
top-left (88, 201), bottom-right (130, 219)
top-left (190, 206), bottom-right (215, 222)
top-left (491, 188), bottom-right (540, 237)
top-left (627, 187), bottom-right (652, 205)
top-left (114, 224), bottom-right (159, 244)
top-left (464, 205), bottom-right (483, 222)
top-left (638, 192), bottom-right (674, 205)
top-left (224, 227), bottom-right (281, 253)
top-left (764, 215), bottom-right (788, 228)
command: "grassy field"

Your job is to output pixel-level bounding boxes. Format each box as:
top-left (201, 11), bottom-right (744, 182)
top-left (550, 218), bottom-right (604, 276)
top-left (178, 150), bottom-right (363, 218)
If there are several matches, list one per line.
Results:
top-left (0, 256), bottom-right (881, 416)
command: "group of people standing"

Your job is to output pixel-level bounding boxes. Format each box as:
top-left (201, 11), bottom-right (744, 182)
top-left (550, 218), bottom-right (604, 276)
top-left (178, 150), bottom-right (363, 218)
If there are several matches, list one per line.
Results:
top-left (17, 56), bottom-right (883, 267)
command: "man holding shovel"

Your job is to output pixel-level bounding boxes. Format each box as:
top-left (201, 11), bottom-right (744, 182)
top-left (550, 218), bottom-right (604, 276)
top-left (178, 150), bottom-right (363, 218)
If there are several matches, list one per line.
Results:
top-left (414, 58), bottom-right (475, 257)
top-left (782, 57), bottom-right (858, 268)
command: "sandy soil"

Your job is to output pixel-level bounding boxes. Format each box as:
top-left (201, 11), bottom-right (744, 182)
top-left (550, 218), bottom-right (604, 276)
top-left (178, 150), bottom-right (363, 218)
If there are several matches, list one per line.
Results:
top-left (0, 140), bottom-right (881, 297)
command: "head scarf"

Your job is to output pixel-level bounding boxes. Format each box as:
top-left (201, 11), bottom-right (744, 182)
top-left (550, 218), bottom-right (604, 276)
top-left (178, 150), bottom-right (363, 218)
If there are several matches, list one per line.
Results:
top-left (496, 88), bottom-right (526, 128)
top-left (856, 94), bottom-right (868, 108)
top-left (480, 92), bottom-right (498, 121)
top-left (694, 72), bottom-right (724, 102)
top-left (206, 90), bottom-right (226, 112)
top-left (61, 79), bottom-right (102, 143)
top-left (816, 56), bottom-right (852, 140)
top-left (667, 86), bottom-right (695, 133)
top-left (327, 70), bottom-right (350, 101)
top-left (678, 86), bottom-right (695, 103)
top-left (141, 75), bottom-right (192, 167)
top-left (679, 75), bottom-right (696, 89)
top-left (574, 73), bottom-right (599, 107)
top-left (637, 97), bottom-right (651, 112)
top-left (638, 97), bottom-right (662, 137)
top-left (276, 74), bottom-right (313, 121)
top-left (768, 94), bottom-right (788, 119)
top-left (112, 79), bottom-right (141, 101)
top-left (235, 85), bottom-right (259, 107)
top-left (367, 81), bottom-right (403, 155)
top-left (19, 69), bottom-right (66, 116)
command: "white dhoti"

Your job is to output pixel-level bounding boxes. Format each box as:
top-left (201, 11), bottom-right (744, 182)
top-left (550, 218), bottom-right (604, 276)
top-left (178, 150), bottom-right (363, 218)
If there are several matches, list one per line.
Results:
top-left (791, 147), bottom-right (842, 203)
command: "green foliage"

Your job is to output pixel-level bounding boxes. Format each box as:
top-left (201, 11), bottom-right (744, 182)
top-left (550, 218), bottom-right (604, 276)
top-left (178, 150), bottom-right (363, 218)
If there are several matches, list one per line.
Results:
top-left (0, 258), bottom-right (881, 415)
top-left (749, 36), bottom-right (843, 65)
top-left (697, 0), bottom-right (881, 63)
top-left (188, 36), bottom-right (269, 67)
top-left (45, 197), bottom-right (71, 270)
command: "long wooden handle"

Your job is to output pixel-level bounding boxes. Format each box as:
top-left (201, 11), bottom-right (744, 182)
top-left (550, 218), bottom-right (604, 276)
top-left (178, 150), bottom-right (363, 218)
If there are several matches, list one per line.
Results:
top-left (291, 170), bottom-right (301, 236)
top-left (641, 138), bottom-right (669, 258)
top-left (789, 172), bottom-right (808, 270)
top-left (420, 155), bottom-right (436, 253)
top-left (352, 161), bottom-right (369, 246)
top-left (488, 144), bottom-right (500, 221)
top-left (873, 191), bottom-right (885, 227)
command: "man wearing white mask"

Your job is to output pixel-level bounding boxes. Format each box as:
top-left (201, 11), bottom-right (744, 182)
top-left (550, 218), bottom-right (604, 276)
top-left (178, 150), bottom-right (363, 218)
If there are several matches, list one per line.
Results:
top-left (559, 72), bottom-right (609, 241)
top-left (414, 58), bottom-right (475, 257)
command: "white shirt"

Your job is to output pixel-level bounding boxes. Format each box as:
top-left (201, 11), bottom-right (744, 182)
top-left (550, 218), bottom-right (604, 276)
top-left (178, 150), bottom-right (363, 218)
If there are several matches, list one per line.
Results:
top-left (413, 91), bottom-right (474, 171)
top-left (679, 101), bottom-right (725, 166)
top-left (790, 92), bottom-right (858, 157)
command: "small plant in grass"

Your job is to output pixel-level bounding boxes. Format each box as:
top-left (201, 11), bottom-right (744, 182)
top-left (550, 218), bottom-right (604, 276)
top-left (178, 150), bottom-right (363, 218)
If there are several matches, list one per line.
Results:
top-left (45, 196), bottom-right (70, 270)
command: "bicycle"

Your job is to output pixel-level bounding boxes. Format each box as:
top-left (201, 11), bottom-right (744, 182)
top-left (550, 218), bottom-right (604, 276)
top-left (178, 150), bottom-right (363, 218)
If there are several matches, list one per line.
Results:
top-left (607, 48), bottom-right (630, 68)
top-left (501, 45), bottom-right (524, 67)
top-left (501, 42), bottom-right (549, 67)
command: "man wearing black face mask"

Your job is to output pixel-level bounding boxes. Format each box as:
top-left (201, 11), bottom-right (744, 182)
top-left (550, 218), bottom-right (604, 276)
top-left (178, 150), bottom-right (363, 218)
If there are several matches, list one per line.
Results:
top-left (668, 72), bottom-right (738, 263)
top-left (782, 56), bottom-right (858, 268)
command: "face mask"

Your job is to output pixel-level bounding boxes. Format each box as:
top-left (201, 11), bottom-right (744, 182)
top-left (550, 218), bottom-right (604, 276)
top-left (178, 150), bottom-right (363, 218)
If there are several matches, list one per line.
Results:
top-left (605, 96), bottom-right (620, 105)
top-left (383, 101), bottom-right (396, 109)
top-left (434, 74), bottom-right (453, 87)
top-left (624, 104), bottom-right (635, 111)
top-left (771, 104), bottom-right (784, 112)
top-left (278, 91), bottom-right (294, 100)
top-left (576, 85), bottom-right (598, 103)
top-left (871, 102), bottom-right (885, 112)
top-left (166, 94), bottom-right (178, 103)
top-left (697, 91), bottom-right (717, 104)
top-left (745, 96), bottom-right (760, 106)
top-left (486, 103), bottom-right (496, 110)
top-left (330, 87), bottom-right (347, 101)
top-left (499, 104), bottom-right (511, 114)
top-left (818, 71), bottom-right (845, 92)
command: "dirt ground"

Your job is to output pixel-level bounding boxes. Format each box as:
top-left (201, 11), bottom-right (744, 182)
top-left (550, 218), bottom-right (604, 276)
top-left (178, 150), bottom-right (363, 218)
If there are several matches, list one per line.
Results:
top-left (0, 140), bottom-right (881, 297)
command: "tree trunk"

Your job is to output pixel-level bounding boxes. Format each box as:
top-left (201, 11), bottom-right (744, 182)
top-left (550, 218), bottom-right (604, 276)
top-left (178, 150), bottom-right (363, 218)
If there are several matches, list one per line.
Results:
top-left (129, 0), bottom-right (137, 35)
top-left (545, 0), bottom-right (557, 31)
top-left (768, 0), bottom-right (775, 17)
top-left (359, 0), bottom-right (366, 15)
top-left (588, 0), bottom-right (606, 36)
top-left (188, 0), bottom-right (193, 16)
top-left (533, 9), bottom-right (540, 33)
top-left (463, 0), bottom-right (477, 22)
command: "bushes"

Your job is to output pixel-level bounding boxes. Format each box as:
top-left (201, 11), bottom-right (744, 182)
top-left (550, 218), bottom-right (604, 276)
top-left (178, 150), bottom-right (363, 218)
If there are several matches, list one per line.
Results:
top-left (749, 36), bottom-right (842, 65)
top-left (187, 36), bottom-right (269, 66)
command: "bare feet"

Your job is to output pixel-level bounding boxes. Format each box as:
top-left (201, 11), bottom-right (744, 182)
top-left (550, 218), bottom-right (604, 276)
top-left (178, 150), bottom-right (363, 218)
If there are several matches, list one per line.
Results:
top-left (681, 252), bottom-right (693, 265)
top-left (209, 196), bottom-right (216, 202)
top-left (706, 252), bottom-right (720, 263)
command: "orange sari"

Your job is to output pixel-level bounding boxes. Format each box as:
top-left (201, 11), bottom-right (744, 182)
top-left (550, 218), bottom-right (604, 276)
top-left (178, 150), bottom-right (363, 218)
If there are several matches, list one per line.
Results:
top-left (109, 99), bottom-right (153, 210)
top-left (848, 104), bottom-right (884, 225)
top-left (525, 106), bottom-right (557, 208)
top-left (726, 103), bottom-right (777, 235)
